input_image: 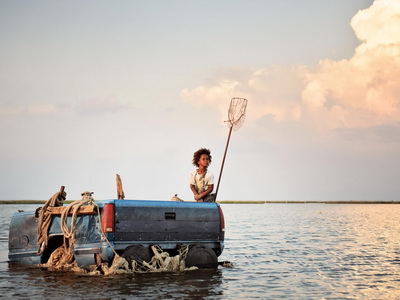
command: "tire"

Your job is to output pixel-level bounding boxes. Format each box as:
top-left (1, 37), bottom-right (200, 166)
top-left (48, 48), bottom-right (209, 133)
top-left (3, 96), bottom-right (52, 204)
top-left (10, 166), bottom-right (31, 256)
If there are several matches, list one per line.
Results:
top-left (122, 245), bottom-right (151, 267)
top-left (185, 244), bottom-right (218, 268)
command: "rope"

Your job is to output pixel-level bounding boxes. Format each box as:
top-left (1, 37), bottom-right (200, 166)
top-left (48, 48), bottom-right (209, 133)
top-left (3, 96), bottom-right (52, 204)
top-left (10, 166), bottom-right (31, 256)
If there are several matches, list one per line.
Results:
top-left (39, 190), bottom-right (119, 271)
top-left (140, 245), bottom-right (195, 273)
top-left (59, 191), bottom-right (96, 261)
top-left (38, 190), bottom-right (206, 275)
top-left (37, 189), bottom-right (66, 254)
top-left (93, 201), bottom-right (118, 256)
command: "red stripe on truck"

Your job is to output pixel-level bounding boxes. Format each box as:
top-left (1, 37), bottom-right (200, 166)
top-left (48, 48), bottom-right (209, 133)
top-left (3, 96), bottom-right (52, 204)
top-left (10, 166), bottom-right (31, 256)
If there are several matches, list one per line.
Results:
top-left (101, 203), bottom-right (115, 233)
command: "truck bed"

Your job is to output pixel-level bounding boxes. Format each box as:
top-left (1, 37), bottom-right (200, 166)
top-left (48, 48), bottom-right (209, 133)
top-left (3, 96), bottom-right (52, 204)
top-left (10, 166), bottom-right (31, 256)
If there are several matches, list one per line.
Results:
top-left (8, 199), bottom-right (225, 268)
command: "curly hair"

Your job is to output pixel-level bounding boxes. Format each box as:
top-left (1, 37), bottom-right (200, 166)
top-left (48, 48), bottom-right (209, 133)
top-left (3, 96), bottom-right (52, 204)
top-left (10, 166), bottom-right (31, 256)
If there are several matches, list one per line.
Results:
top-left (192, 148), bottom-right (212, 167)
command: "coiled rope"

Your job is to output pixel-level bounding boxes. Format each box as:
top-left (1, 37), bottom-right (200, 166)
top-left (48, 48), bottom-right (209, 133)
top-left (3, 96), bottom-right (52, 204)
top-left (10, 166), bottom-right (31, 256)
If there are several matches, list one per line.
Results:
top-left (59, 191), bottom-right (95, 262)
top-left (37, 188), bottom-right (66, 254)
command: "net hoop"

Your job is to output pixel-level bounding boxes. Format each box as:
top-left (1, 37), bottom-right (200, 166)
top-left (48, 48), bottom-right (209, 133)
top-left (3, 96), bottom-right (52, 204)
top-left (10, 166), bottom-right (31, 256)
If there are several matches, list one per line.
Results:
top-left (226, 98), bottom-right (247, 131)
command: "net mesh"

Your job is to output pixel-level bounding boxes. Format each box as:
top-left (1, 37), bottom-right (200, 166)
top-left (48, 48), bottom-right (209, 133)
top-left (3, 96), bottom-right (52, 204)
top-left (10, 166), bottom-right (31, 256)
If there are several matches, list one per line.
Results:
top-left (227, 98), bottom-right (247, 131)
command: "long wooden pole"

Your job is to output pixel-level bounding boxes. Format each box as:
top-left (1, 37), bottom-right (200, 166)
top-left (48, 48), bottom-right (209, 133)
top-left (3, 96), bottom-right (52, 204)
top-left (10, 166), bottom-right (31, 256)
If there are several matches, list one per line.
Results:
top-left (215, 125), bottom-right (233, 200)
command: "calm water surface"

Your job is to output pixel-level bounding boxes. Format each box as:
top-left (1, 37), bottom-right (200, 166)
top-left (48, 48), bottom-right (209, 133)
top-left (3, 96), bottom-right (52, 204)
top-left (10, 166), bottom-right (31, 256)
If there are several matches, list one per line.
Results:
top-left (1, 203), bottom-right (400, 299)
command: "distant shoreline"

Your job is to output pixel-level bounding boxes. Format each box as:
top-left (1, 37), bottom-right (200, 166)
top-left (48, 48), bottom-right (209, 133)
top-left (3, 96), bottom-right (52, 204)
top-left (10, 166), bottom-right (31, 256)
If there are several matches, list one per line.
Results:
top-left (217, 201), bottom-right (400, 204)
top-left (0, 200), bottom-right (399, 205)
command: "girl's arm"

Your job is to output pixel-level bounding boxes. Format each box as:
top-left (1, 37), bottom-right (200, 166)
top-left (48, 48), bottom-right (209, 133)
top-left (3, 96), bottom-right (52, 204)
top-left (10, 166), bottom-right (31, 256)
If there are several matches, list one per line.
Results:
top-left (190, 184), bottom-right (200, 200)
top-left (195, 184), bottom-right (214, 201)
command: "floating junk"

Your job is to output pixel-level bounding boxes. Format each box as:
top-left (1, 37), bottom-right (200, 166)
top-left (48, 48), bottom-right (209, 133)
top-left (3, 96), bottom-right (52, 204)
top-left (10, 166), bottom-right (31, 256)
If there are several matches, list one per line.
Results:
top-left (41, 244), bottom-right (198, 275)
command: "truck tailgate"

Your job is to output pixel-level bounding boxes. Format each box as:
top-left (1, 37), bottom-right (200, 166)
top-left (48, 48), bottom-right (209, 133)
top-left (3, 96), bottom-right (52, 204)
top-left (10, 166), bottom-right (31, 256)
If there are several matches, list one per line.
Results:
top-left (113, 200), bottom-right (222, 242)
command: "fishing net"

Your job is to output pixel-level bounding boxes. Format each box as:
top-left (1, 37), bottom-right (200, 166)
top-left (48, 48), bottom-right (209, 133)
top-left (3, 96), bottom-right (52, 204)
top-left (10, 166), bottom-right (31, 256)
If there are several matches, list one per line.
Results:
top-left (227, 97), bottom-right (247, 131)
top-left (42, 244), bottom-right (197, 275)
top-left (40, 246), bottom-right (80, 272)
top-left (100, 245), bottom-right (197, 275)
top-left (216, 98), bottom-right (248, 198)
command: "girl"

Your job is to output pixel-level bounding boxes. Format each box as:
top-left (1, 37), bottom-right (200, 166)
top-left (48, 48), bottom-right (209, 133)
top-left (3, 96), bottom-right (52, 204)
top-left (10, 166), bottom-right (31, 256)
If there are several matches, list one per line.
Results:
top-left (189, 148), bottom-right (215, 202)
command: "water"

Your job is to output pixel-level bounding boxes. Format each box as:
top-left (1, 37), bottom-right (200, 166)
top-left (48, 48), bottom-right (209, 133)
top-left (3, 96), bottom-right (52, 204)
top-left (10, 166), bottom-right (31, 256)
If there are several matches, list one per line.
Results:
top-left (1, 203), bottom-right (400, 299)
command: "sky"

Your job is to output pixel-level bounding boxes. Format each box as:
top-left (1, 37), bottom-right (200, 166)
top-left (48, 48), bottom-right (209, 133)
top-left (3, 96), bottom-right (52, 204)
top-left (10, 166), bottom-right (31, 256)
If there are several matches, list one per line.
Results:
top-left (1, 0), bottom-right (400, 201)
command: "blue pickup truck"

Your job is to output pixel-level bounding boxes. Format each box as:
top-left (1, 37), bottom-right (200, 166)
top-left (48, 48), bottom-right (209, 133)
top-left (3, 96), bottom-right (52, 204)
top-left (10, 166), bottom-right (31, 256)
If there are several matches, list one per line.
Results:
top-left (8, 199), bottom-right (225, 270)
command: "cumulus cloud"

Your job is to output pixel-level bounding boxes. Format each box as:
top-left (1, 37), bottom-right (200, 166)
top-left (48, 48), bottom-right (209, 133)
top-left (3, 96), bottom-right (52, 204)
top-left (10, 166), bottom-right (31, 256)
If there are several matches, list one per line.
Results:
top-left (181, 77), bottom-right (242, 116)
top-left (302, 0), bottom-right (400, 129)
top-left (181, 0), bottom-right (400, 134)
top-left (351, 0), bottom-right (400, 48)
top-left (181, 65), bottom-right (306, 124)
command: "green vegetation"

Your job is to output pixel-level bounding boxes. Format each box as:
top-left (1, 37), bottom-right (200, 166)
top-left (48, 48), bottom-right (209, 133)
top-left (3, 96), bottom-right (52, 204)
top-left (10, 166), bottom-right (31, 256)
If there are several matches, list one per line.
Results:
top-left (0, 200), bottom-right (75, 205)
top-left (0, 200), bottom-right (46, 204)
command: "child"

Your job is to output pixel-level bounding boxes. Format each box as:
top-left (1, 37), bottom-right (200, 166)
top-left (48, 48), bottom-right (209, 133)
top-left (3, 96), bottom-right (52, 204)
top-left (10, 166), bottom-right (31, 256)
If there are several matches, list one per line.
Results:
top-left (189, 148), bottom-right (215, 202)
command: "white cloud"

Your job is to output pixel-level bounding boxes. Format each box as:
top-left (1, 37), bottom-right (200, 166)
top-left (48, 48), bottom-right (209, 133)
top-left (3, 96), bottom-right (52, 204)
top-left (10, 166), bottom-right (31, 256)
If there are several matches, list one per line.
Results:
top-left (181, 0), bottom-right (400, 135)
top-left (351, 0), bottom-right (400, 49)
top-left (0, 96), bottom-right (130, 116)
top-left (181, 65), bottom-right (306, 125)
top-left (0, 106), bottom-right (22, 115)
top-left (0, 103), bottom-right (67, 115)
top-left (76, 96), bottom-right (130, 114)
top-left (26, 103), bottom-right (60, 115)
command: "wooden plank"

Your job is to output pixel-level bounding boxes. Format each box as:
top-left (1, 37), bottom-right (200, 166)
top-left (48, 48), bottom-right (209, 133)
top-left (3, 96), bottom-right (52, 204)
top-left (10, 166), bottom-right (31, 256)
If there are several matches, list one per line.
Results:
top-left (47, 205), bottom-right (97, 215)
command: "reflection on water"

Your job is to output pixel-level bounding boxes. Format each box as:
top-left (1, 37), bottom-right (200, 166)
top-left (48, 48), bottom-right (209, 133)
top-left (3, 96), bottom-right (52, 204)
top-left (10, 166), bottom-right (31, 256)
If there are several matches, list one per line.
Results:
top-left (218, 204), bottom-right (400, 299)
top-left (1, 203), bottom-right (400, 298)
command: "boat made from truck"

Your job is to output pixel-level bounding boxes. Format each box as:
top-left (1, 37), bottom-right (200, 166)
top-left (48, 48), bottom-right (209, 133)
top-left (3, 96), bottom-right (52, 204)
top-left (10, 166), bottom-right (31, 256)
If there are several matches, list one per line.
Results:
top-left (8, 199), bottom-right (225, 271)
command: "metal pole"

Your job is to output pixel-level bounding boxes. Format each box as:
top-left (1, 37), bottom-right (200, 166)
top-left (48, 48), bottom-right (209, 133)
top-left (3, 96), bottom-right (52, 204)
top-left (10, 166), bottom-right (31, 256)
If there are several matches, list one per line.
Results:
top-left (215, 125), bottom-right (233, 199)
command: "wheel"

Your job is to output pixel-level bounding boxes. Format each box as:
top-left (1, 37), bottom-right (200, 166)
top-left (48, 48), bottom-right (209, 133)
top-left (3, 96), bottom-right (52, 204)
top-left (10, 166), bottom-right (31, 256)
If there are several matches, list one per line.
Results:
top-left (185, 244), bottom-right (218, 268)
top-left (122, 245), bottom-right (151, 267)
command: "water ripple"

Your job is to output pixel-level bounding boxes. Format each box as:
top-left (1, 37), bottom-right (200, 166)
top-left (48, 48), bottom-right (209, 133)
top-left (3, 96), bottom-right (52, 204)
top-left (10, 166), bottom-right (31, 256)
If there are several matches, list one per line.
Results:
top-left (1, 203), bottom-right (400, 298)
